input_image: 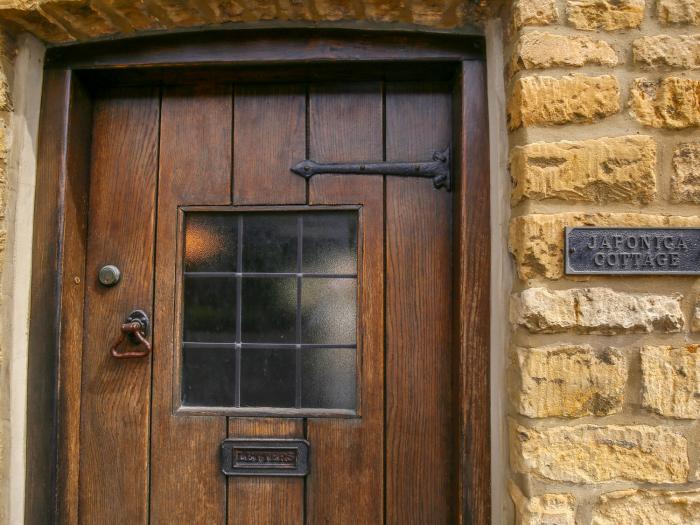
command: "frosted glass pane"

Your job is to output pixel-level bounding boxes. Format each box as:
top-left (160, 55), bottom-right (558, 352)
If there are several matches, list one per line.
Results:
top-left (302, 347), bottom-right (356, 409)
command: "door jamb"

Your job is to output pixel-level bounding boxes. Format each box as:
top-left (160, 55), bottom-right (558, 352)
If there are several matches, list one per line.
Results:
top-left (26, 28), bottom-right (490, 524)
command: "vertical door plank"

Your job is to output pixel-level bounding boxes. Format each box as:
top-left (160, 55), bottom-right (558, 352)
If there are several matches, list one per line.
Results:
top-left (25, 69), bottom-right (69, 525)
top-left (454, 61), bottom-right (491, 524)
top-left (233, 84), bottom-right (306, 205)
top-left (227, 419), bottom-right (304, 525)
top-left (56, 75), bottom-right (93, 525)
top-left (385, 83), bottom-right (454, 524)
top-left (149, 85), bottom-right (232, 524)
top-left (228, 82), bottom-right (306, 525)
top-left (79, 88), bottom-right (159, 524)
top-left (306, 82), bottom-right (384, 525)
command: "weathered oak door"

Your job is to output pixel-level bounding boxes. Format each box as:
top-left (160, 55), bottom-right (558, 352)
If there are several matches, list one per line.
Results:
top-left (78, 79), bottom-right (458, 524)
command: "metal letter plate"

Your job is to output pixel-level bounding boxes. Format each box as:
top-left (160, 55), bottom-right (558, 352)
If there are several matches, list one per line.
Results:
top-left (221, 439), bottom-right (310, 477)
top-left (565, 227), bottom-right (700, 275)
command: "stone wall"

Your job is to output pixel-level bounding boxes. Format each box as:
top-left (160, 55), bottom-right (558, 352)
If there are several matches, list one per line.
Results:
top-left (506, 0), bottom-right (700, 523)
top-left (0, 0), bottom-right (504, 43)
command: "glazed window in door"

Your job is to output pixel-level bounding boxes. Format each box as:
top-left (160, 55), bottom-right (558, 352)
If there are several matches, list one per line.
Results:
top-left (180, 209), bottom-right (358, 413)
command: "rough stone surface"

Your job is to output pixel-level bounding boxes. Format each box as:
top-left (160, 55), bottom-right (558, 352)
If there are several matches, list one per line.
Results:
top-left (671, 142), bottom-right (700, 202)
top-left (511, 31), bottom-right (617, 72)
top-left (629, 77), bottom-right (700, 129)
top-left (508, 481), bottom-right (576, 525)
top-left (0, 0), bottom-right (508, 42)
top-left (633, 35), bottom-right (700, 69)
top-left (510, 423), bottom-right (689, 483)
top-left (511, 0), bottom-right (558, 30)
top-left (641, 345), bottom-right (700, 419)
top-left (0, 8), bottom-right (74, 42)
top-left (508, 74), bottom-right (620, 129)
top-left (510, 287), bottom-right (684, 334)
top-left (514, 345), bottom-right (627, 418)
top-left (567, 0), bottom-right (645, 30)
top-left (509, 213), bottom-right (700, 280)
top-left (592, 489), bottom-right (700, 524)
top-left (692, 297), bottom-right (700, 332)
top-left (511, 288), bottom-right (577, 332)
top-left (658, 0), bottom-right (700, 25)
top-left (510, 136), bottom-right (656, 204)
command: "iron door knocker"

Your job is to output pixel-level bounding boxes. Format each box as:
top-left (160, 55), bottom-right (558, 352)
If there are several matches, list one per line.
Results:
top-left (110, 310), bottom-right (152, 359)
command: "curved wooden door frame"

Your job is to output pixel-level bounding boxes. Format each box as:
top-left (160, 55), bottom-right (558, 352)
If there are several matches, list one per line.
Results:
top-left (27, 28), bottom-right (490, 524)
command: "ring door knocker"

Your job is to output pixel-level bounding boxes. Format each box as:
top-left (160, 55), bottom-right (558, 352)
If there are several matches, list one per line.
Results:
top-left (110, 309), bottom-right (152, 359)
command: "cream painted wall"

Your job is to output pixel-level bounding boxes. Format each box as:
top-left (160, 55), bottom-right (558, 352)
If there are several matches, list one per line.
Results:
top-left (486, 18), bottom-right (514, 525)
top-left (1, 33), bottom-right (44, 525)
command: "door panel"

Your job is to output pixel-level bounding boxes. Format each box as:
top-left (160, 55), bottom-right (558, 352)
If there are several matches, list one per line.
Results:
top-left (78, 79), bottom-right (457, 525)
top-left (228, 83), bottom-right (307, 524)
top-left (79, 88), bottom-right (159, 523)
top-left (227, 418), bottom-right (304, 525)
top-left (150, 85), bottom-right (232, 523)
top-left (233, 84), bottom-right (306, 205)
top-left (385, 83), bottom-right (454, 524)
top-left (306, 82), bottom-right (384, 524)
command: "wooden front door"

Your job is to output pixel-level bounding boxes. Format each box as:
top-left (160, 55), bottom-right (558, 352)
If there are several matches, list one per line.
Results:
top-left (74, 78), bottom-right (459, 524)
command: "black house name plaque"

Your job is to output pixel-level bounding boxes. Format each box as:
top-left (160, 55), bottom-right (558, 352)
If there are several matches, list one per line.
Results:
top-left (221, 439), bottom-right (309, 477)
top-left (565, 227), bottom-right (700, 275)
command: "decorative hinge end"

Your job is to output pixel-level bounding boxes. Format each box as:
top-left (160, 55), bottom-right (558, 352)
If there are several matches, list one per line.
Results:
top-left (431, 147), bottom-right (451, 191)
top-left (290, 160), bottom-right (318, 179)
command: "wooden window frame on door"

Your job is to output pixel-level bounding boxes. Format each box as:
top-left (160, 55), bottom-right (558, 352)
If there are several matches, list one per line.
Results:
top-left (27, 28), bottom-right (491, 524)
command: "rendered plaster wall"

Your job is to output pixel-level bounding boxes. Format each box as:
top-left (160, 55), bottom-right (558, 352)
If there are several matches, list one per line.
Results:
top-left (0, 27), bottom-right (43, 524)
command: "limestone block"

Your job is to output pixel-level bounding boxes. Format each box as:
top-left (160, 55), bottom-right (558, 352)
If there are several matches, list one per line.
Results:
top-left (508, 74), bottom-right (619, 129)
top-left (511, 0), bottom-right (558, 31)
top-left (510, 423), bottom-right (689, 483)
top-left (690, 300), bottom-right (700, 333)
top-left (508, 481), bottom-right (576, 525)
top-left (692, 297), bottom-right (700, 332)
top-left (93, 0), bottom-right (163, 31)
top-left (510, 287), bottom-right (577, 333)
top-left (0, 7), bottom-right (74, 42)
top-left (514, 345), bottom-right (626, 418)
top-left (238, 0), bottom-right (279, 21)
top-left (511, 31), bottom-right (618, 72)
top-left (146, 0), bottom-right (208, 26)
top-left (313, 0), bottom-right (357, 21)
top-left (509, 212), bottom-right (700, 280)
top-left (409, 0), bottom-right (450, 26)
top-left (364, 0), bottom-right (403, 23)
top-left (671, 142), bottom-right (700, 203)
top-left (38, 0), bottom-right (119, 38)
top-left (658, 0), bottom-right (700, 25)
top-left (592, 489), bottom-right (700, 524)
top-left (198, 0), bottom-right (246, 22)
top-left (276, 0), bottom-right (316, 21)
top-left (630, 77), bottom-right (700, 129)
top-left (567, 0), bottom-right (645, 30)
top-left (511, 287), bottom-right (684, 334)
top-left (510, 136), bottom-right (656, 204)
top-left (641, 345), bottom-right (700, 418)
top-left (0, 39), bottom-right (13, 114)
top-left (633, 35), bottom-right (700, 69)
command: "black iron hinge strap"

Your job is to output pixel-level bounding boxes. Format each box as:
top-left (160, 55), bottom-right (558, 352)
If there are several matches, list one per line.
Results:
top-left (290, 147), bottom-right (451, 191)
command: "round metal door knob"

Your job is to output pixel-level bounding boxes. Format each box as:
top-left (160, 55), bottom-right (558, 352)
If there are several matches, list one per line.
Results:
top-left (98, 264), bottom-right (121, 287)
